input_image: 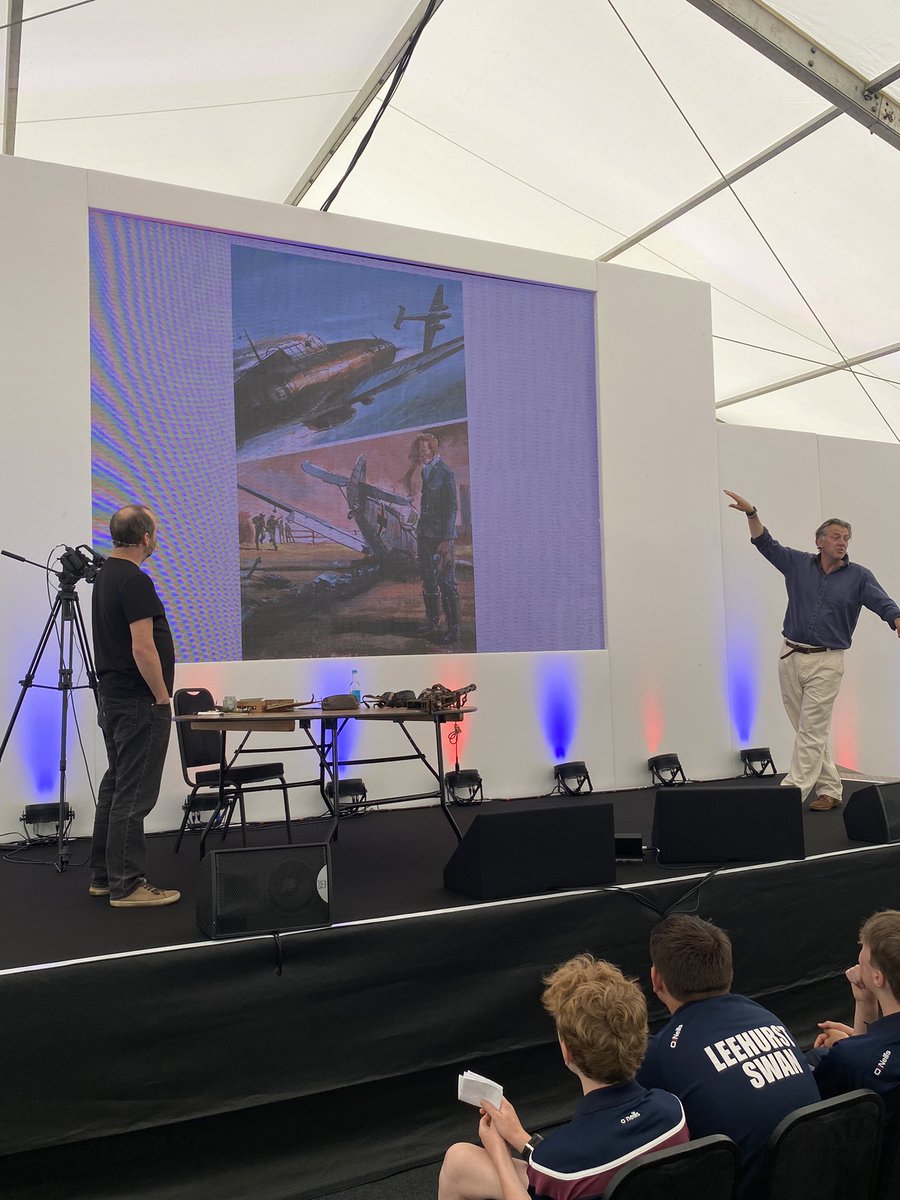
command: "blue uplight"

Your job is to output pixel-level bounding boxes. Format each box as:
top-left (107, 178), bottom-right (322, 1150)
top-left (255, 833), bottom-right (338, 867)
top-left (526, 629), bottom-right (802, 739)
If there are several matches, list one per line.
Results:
top-left (728, 657), bottom-right (757, 744)
top-left (312, 665), bottom-right (361, 759)
top-left (17, 687), bottom-right (64, 794)
top-left (536, 658), bottom-right (577, 760)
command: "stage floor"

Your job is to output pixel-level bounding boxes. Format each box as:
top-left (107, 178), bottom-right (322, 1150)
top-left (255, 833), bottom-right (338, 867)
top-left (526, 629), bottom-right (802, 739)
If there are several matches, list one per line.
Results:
top-left (3, 776), bottom-right (896, 1200)
top-left (0, 775), bottom-right (872, 971)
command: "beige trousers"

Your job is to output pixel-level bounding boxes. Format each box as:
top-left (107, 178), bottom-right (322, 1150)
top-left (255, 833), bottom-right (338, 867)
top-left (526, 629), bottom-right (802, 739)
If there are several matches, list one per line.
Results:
top-left (777, 643), bottom-right (844, 802)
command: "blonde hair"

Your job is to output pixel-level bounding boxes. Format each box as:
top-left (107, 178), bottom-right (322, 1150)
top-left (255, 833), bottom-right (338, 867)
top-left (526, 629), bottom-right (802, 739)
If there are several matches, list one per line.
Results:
top-left (541, 955), bottom-right (648, 1084)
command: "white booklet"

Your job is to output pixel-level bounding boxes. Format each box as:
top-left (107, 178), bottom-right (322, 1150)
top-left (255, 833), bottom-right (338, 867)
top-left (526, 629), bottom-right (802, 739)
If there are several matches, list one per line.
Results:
top-left (457, 1069), bottom-right (503, 1109)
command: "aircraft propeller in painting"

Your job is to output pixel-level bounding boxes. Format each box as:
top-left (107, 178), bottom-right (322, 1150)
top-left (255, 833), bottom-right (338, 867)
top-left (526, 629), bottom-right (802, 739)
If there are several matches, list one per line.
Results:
top-left (301, 456), bottom-right (418, 564)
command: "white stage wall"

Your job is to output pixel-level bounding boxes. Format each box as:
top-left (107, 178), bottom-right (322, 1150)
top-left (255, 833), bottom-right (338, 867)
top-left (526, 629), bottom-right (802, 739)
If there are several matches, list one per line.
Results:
top-left (1, 153), bottom-right (898, 840)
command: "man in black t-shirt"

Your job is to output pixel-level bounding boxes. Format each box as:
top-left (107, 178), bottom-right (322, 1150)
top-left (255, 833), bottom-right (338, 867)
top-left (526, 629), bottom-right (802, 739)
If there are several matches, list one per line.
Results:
top-left (90, 505), bottom-right (180, 907)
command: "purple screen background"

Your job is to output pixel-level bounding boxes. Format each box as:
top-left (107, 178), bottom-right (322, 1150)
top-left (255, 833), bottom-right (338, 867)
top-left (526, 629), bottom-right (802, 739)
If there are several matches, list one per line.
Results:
top-left (90, 210), bottom-right (603, 660)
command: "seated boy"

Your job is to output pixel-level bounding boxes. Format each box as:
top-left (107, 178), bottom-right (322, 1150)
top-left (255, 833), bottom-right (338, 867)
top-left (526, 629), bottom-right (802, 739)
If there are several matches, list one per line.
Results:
top-left (438, 954), bottom-right (688, 1200)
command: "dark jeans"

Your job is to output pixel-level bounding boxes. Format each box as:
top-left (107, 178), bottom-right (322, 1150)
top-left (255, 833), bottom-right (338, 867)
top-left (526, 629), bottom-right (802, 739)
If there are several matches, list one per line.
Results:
top-left (418, 535), bottom-right (458, 610)
top-left (90, 698), bottom-right (171, 899)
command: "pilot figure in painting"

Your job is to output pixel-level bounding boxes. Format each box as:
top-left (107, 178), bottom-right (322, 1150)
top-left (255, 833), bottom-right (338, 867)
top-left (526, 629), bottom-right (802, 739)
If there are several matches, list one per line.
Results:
top-left (409, 432), bottom-right (459, 646)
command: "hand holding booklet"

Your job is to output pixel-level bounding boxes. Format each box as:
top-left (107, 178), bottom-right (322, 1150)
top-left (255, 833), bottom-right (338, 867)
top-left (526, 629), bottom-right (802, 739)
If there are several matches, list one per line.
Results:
top-left (457, 1069), bottom-right (503, 1109)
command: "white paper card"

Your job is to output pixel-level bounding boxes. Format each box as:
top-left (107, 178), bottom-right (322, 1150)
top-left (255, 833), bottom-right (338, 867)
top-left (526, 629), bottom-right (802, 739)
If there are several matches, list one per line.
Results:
top-left (457, 1069), bottom-right (503, 1109)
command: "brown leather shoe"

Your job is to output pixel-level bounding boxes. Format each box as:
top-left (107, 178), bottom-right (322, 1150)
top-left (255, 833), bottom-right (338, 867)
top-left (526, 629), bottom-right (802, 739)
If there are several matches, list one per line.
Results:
top-left (809, 794), bottom-right (842, 811)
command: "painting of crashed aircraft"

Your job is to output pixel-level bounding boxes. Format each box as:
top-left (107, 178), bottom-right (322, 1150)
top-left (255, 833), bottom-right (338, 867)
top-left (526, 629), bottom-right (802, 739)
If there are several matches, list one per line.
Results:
top-left (232, 244), bottom-right (467, 461)
top-left (237, 424), bottom-right (475, 660)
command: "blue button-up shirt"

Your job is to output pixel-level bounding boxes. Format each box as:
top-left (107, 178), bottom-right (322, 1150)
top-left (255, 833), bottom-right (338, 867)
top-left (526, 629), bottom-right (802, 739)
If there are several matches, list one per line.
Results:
top-left (752, 527), bottom-right (900, 649)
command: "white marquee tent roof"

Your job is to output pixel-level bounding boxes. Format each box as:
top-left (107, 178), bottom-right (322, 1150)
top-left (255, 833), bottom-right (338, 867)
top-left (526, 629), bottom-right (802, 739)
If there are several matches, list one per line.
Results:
top-left (3, 0), bottom-right (899, 442)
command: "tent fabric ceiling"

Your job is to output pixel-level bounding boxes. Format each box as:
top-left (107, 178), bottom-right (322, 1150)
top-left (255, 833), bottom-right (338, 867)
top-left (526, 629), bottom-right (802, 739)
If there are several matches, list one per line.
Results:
top-left (4, 0), bottom-right (899, 443)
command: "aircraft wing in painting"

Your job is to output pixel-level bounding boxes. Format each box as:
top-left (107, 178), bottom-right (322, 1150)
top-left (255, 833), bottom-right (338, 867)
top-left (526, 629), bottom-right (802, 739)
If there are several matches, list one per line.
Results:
top-left (346, 334), bottom-right (464, 403)
top-left (301, 458), bottom-right (412, 507)
top-left (238, 482), bottom-right (366, 553)
top-left (393, 284), bottom-right (452, 353)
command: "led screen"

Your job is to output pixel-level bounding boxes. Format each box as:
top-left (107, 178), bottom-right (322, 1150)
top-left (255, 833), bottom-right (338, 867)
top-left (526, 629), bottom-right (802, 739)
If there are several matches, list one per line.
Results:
top-left (90, 210), bottom-right (603, 661)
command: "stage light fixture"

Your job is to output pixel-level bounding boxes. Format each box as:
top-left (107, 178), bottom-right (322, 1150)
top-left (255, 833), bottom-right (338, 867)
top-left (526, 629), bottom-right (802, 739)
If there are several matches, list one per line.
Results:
top-left (648, 753), bottom-right (687, 787)
top-left (740, 746), bottom-right (776, 777)
top-left (553, 761), bottom-right (592, 795)
top-left (445, 768), bottom-right (484, 806)
top-left (20, 803), bottom-right (75, 844)
top-left (324, 777), bottom-right (368, 818)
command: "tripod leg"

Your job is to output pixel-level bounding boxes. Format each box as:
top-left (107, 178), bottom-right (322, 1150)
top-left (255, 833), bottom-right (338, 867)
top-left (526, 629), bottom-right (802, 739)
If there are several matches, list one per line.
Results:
top-left (0, 593), bottom-right (65, 762)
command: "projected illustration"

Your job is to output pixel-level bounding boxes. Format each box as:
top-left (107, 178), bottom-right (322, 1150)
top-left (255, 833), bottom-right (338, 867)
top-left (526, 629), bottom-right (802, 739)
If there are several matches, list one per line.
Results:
top-left (232, 246), bottom-right (467, 461)
top-left (89, 209), bottom-right (603, 663)
top-left (232, 245), bottom-right (472, 658)
top-left (236, 425), bottom-right (474, 660)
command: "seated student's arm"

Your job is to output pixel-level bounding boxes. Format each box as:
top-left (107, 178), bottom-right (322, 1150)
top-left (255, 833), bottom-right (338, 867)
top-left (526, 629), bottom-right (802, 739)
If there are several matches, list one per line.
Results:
top-left (846, 963), bottom-right (880, 1034)
top-left (814, 1022), bottom-right (854, 1049)
top-left (814, 963), bottom-right (879, 1050)
top-left (480, 1099), bottom-right (531, 1155)
top-left (478, 1112), bottom-right (529, 1200)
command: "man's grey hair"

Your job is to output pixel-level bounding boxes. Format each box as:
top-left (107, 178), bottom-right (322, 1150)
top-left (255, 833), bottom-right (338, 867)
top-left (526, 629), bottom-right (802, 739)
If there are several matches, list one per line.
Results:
top-left (815, 518), bottom-right (851, 541)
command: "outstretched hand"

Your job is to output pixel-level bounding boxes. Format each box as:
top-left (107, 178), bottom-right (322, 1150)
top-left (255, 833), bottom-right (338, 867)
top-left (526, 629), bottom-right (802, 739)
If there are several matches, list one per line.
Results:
top-left (724, 490), bottom-right (753, 514)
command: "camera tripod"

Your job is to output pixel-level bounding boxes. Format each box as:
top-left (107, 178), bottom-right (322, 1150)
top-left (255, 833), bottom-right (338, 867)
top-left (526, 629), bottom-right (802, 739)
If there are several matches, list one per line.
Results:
top-left (0, 552), bottom-right (99, 872)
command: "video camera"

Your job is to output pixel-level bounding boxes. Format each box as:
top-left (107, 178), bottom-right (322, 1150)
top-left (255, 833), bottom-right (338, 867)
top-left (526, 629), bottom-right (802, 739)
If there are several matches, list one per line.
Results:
top-left (57, 545), bottom-right (105, 587)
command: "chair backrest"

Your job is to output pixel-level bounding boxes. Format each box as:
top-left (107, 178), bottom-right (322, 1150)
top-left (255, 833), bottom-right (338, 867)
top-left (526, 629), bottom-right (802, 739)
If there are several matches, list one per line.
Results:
top-left (764, 1088), bottom-right (884, 1200)
top-left (877, 1105), bottom-right (900, 1200)
top-left (173, 688), bottom-right (221, 777)
top-left (605, 1133), bottom-right (739, 1200)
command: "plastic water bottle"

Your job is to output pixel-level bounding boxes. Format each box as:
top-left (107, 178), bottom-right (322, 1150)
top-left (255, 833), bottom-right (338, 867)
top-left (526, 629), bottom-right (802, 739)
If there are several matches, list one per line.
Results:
top-left (349, 669), bottom-right (361, 702)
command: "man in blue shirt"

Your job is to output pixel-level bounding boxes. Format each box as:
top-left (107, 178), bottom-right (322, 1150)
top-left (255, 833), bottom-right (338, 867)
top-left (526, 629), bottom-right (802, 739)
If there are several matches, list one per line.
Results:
top-left (813, 909), bottom-right (900, 1113)
top-left (408, 431), bottom-right (459, 646)
top-left (637, 915), bottom-right (818, 1200)
top-left (725, 491), bottom-right (900, 810)
top-left (439, 956), bottom-right (687, 1200)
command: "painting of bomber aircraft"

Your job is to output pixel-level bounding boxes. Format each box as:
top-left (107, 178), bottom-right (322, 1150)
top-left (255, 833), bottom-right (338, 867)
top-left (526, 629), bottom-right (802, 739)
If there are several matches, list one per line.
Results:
top-left (232, 254), bottom-right (466, 450)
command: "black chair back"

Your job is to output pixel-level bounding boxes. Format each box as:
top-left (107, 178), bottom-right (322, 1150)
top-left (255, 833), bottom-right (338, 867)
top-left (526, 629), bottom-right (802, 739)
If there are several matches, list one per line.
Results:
top-left (877, 1106), bottom-right (900, 1200)
top-left (173, 688), bottom-right (221, 775)
top-left (764, 1088), bottom-right (884, 1200)
top-left (605, 1133), bottom-right (739, 1199)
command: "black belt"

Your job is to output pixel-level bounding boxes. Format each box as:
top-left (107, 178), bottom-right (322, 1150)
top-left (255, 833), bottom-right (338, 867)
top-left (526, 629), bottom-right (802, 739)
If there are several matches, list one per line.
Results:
top-left (781, 640), bottom-right (829, 659)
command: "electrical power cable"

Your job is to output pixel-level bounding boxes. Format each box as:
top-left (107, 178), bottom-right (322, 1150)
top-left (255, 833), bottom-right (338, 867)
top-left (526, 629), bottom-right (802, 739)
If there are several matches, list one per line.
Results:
top-left (320, 0), bottom-right (439, 212)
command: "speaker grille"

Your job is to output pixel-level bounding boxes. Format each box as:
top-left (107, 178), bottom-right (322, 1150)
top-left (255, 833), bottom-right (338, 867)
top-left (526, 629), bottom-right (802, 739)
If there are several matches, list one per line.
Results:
top-left (198, 844), bottom-right (331, 938)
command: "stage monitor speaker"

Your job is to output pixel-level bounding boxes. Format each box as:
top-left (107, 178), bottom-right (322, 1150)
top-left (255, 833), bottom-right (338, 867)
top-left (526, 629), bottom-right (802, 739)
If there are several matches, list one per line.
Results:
top-left (651, 785), bottom-right (804, 864)
top-left (843, 783), bottom-right (900, 844)
top-left (443, 800), bottom-right (615, 901)
top-left (196, 843), bottom-right (331, 939)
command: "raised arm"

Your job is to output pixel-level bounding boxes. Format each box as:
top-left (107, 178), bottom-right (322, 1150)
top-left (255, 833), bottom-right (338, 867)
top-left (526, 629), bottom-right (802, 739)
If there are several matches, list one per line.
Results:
top-left (724, 490), bottom-right (764, 540)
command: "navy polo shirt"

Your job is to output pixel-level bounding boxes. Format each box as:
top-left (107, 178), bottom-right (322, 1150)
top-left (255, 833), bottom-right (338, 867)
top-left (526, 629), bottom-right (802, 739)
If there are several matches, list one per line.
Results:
top-left (636, 994), bottom-right (819, 1200)
top-left (526, 1078), bottom-right (687, 1200)
top-left (751, 528), bottom-right (900, 649)
top-left (814, 1011), bottom-right (900, 1114)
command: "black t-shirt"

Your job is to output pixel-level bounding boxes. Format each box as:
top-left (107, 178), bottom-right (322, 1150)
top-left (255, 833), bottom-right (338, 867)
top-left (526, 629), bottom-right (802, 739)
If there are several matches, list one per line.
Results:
top-left (92, 557), bottom-right (175, 701)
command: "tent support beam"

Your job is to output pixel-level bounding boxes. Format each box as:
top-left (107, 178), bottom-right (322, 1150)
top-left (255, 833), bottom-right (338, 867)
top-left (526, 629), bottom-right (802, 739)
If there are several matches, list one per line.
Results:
top-left (598, 110), bottom-right (837, 261)
top-left (283, 0), bottom-right (444, 207)
top-left (685, 0), bottom-right (900, 147)
top-left (600, 48), bottom-right (900, 262)
top-left (2, 0), bottom-right (22, 156)
top-left (716, 340), bottom-right (900, 409)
